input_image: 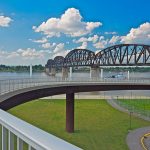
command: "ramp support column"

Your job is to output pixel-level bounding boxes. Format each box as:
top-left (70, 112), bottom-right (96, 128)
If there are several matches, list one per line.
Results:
top-left (66, 93), bottom-right (74, 133)
top-left (90, 66), bottom-right (99, 79)
top-left (62, 67), bottom-right (68, 80)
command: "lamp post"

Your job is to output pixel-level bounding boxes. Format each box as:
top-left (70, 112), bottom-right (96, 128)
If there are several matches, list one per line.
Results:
top-left (117, 96), bottom-right (118, 104)
top-left (30, 64), bottom-right (32, 77)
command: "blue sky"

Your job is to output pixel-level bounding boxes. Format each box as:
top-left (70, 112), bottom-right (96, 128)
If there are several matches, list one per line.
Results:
top-left (0, 0), bottom-right (150, 65)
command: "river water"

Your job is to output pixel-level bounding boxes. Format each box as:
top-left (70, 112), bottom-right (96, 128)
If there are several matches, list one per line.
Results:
top-left (0, 71), bottom-right (150, 98)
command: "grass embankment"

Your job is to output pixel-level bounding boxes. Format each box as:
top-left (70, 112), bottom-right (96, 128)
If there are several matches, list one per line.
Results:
top-left (117, 99), bottom-right (150, 116)
top-left (119, 99), bottom-right (150, 111)
top-left (6, 99), bottom-right (150, 150)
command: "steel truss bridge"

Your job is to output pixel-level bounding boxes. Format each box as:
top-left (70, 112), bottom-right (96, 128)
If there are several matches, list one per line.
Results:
top-left (46, 44), bottom-right (150, 68)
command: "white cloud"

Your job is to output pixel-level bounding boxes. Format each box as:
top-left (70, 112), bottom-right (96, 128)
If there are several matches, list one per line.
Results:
top-left (53, 43), bottom-right (64, 53)
top-left (33, 8), bottom-right (102, 37)
top-left (77, 42), bottom-right (88, 49)
top-left (121, 22), bottom-right (150, 44)
top-left (53, 43), bottom-right (69, 57)
top-left (0, 48), bottom-right (52, 65)
top-left (32, 37), bottom-right (48, 43)
top-left (105, 31), bottom-right (117, 35)
top-left (93, 41), bottom-right (106, 49)
top-left (41, 42), bottom-right (56, 49)
top-left (74, 34), bottom-right (99, 43)
top-left (93, 36), bottom-right (108, 49)
top-left (17, 48), bottom-right (45, 58)
top-left (0, 15), bottom-right (12, 27)
top-left (109, 36), bottom-right (121, 44)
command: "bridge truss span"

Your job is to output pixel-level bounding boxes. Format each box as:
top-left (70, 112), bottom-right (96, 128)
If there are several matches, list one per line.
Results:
top-left (95, 44), bottom-right (150, 66)
top-left (64, 49), bottom-right (95, 67)
top-left (46, 44), bottom-right (150, 68)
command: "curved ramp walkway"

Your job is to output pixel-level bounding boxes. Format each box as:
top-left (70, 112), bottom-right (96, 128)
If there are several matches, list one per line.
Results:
top-left (106, 98), bottom-right (150, 150)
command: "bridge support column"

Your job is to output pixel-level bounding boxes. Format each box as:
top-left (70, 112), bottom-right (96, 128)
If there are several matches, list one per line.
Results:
top-left (100, 68), bottom-right (103, 79)
top-left (127, 71), bottom-right (130, 80)
top-left (69, 67), bottom-right (72, 80)
top-left (45, 67), bottom-right (50, 74)
top-left (66, 93), bottom-right (74, 133)
top-left (62, 67), bottom-right (68, 80)
top-left (51, 67), bottom-right (56, 76)
top-left (30, 64), bottom-right (32, 77)
top-left (90, 66), bottom-right (99, 79)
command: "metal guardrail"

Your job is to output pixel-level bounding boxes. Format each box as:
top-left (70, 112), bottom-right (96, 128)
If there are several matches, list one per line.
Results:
top-left (0, 109), bottom-right (82, 150)
top-left (0, 77), bottom-right (150, 95)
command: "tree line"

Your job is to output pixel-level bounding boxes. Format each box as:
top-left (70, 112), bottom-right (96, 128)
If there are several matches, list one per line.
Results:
top-left (0, 65), bottom-right (45, 72)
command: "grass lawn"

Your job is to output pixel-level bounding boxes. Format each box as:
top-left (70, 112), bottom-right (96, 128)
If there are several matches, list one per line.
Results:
top-left (117, 99), bottom-right (150, 116)
top-left (118, 99), bottom-right (150, 110)
top-left (7, 99), bottom-right (150, 150)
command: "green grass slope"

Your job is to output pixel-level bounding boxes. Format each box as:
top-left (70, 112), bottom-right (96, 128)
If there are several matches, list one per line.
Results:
top-left (8, 99), bottom-right (150, 150)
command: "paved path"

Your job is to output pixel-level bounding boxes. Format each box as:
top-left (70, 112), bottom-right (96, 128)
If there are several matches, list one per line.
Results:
top-left (126, 127), bottom-right (150, 150)
top-left (106, 98), bottom-right (150, 150)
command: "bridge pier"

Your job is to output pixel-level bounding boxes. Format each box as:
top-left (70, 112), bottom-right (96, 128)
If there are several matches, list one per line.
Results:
top-left (128, 71), bottom-right (130, 80)
top-left (69, 67), bottom-right (73, 80)
top-left (100, 68), bottom-right (103, 79)
top-left (90, 66), bottom-right (99, 79)
top-left (66, 93), bottom-right (74, 133)
top-left (62, 67), bottom-right (68, 80)
top-left (51, 67), bottom-right (56, 76)
top-left (45, 68), bottom-right (49, 74)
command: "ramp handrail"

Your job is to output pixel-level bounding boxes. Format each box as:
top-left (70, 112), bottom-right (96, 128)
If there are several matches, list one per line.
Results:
top-left (0, 109), bottom-right (82, 150)
top-left (0, 77), bottom-right (150, 95)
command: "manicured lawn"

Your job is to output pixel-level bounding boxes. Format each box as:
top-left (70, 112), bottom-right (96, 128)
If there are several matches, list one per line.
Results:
top-left (8, 99), bottom-right (150, 150)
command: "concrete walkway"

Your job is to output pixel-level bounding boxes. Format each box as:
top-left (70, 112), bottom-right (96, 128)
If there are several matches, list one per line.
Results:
top-left (106, 98), bottom-right (150, 150)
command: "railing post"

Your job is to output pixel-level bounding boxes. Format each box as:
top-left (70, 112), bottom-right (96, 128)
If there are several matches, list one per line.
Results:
top-left (2, 126), bottom-right (7, 150)
top-left (17, 137), bottom-right (23, 150)
top-left (0, 81), bottom-right (2, 94)
top-left (28, 145), bottom-right (36, 150)
top-left (8, 131), bottom-right (14, 150)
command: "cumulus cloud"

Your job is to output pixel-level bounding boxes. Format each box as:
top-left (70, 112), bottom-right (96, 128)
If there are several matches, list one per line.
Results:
top-left (53, 43), bottom-right (64, 53)
top-left (93, 41), bottom-right (106, 49)
top-left (74, 34), bottom-right (99, 43)
top-left (105, 31), bottom-right (117, 35)
top-left (93, 36), bottom-right (108, 49)
top-left (33, 8), bottom-right (102, 37)
top-left (0, 15), bottom-right (12, 27)
top-left (32, 37), bottom-right (48, 43)
top-left (41, 42), bottom-right (56, 49)
top-left (121, 22), bottom-right (150, 44)
top-left (109, 36), bottom-right (121, 44)
top-left (53, 43), bottom-right (69, 57)
top-left (0, 48), bottom-right (52, 65)
top-left (17, 48), bottom-right (45, 58)
top-left (77, 42), bottom-right (88, 49)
